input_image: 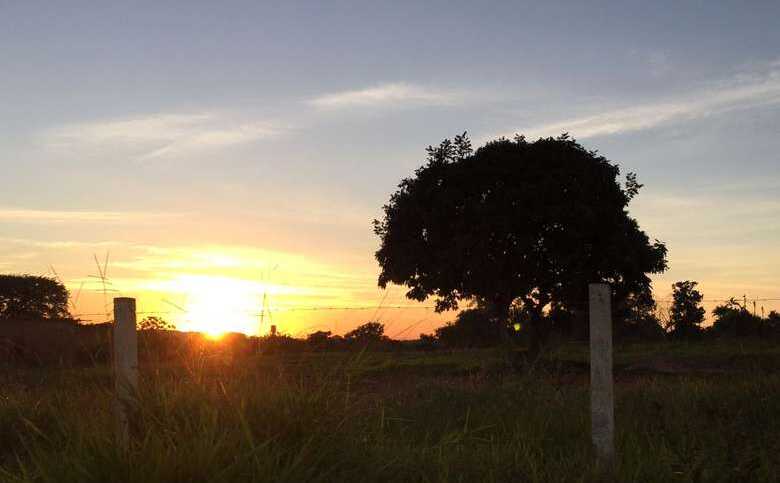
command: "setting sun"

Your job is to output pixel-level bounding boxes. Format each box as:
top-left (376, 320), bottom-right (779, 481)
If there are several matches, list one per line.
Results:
top-left (159, 275), bottom-right (273, 336)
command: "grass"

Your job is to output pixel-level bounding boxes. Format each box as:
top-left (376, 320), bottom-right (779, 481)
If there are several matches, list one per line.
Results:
top-left (1, 341), bottom-right (778, 482)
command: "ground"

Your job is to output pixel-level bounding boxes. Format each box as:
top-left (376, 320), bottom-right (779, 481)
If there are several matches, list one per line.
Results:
top-left (1, 339), bottom-right (778, 482)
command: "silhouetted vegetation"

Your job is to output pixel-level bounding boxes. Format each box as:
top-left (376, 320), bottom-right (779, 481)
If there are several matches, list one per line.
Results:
top-left (667, 281), bottom-right (706, 338)
top-left (434, 307), bottom-right (506, 348)
top-left (0, 274), bottom-right (72, 322)
top-left (138, 316), bottom-right (176, 331)
top-left (344, 321), bottom-right (387, 346)
top-left (615, 290), bottom-right (666, 341)
top-left (306, 330), bottom-right (336, 350)
top-left (375, 133), bottom-right (667, 354)
top-left (711, 298), bottom-right (780, 338)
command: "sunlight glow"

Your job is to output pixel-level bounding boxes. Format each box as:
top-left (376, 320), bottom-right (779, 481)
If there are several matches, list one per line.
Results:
top-left (54, 246), bottom-right (452, 339)
top-left (155, 274), bottom-right (283, 336)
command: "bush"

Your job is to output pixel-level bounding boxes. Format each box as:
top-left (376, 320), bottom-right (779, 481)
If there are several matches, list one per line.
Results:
top-left (344, 322), bottom-right (387, 348)
top-left (712, 299), bottom-right (779, 338)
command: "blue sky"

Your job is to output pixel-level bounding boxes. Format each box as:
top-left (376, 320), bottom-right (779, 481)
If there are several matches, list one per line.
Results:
top-left (2, 1), bottom-right (779, 334)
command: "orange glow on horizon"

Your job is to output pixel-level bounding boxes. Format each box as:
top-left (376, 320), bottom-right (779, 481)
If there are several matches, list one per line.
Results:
top-left (149, 274), bottom-right (289, 336)
top-left (54, 247), bottom-right (455, 339)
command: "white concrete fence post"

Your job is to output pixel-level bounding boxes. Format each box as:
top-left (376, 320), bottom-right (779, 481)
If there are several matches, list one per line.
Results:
top-left (113, 297), bottom-right (139, 450)
top-left (589, 283), bottom-right (615, 467)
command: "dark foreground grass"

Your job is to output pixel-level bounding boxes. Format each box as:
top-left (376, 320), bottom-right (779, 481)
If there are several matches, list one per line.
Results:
top-left (1, 343), bottom-right (778, 482)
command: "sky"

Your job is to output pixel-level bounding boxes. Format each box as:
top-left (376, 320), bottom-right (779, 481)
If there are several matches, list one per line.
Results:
top-left (2, 1), bottom-right (779, 336)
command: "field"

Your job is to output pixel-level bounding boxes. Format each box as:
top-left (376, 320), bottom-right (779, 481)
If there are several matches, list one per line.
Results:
top-left (1, 340), bottom-right (779, 482)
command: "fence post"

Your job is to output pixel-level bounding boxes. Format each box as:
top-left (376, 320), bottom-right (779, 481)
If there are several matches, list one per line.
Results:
top-left (589, 283), bottom-right (615, 467)
top-left (113, 297), bottom-right (138, 451)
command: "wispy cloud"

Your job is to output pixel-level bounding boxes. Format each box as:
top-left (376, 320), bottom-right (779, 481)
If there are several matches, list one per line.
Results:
top-left (511, 61), bottom-right (780, 140)
top-left (310, 82), bottom-right (463, 109)
top-left (45, 113), bottom-right (286, 161)
top-left (0, 208), bottom-right (180, 224)
top-left (0, 236), bottom-right (132, 249)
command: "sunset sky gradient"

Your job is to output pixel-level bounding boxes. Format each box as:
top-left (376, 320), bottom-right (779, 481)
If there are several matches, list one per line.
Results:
top-left (2, 1), bottom-right (779, 336)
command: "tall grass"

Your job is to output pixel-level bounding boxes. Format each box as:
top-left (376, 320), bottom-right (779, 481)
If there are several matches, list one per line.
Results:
top-left (1, 347), bottom-right (778, 482)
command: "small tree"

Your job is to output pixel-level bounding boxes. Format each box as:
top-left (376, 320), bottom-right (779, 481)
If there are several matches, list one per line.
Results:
top-left (0, 274), bottom-right (71, 321)
top-left (138, 316), bottom-right (176, 331)
top-left (667, 281), bottom-right (705, 338)
top-left (344, 321), bottom-right (385, 344)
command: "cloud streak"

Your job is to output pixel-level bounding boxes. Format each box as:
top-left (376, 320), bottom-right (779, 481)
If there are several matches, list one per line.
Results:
top-left (0, 208), bottom-right (180, 224)
top-left (45, 113), bottom-right (286, 161)
top-left (310, 82), bottom-right (462, 109)
top-left (513, 62), bottom-right (780, 140)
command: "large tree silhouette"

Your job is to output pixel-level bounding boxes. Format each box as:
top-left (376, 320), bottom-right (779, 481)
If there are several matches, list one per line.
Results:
top-left (374, 133), bottom-right (667, 352)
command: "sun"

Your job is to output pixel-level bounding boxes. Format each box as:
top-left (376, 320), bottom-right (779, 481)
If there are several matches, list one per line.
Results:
top-left (169, 275), bottom-right (264, 336)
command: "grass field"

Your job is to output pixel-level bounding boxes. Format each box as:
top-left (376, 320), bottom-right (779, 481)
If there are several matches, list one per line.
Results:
top-left (1, 340), bottom-right (778, 482)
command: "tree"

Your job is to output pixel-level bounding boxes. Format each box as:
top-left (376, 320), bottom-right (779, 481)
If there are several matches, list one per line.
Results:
top-left (667, 281), bottom-right (705, 338)
top-left (0, 274), bottom-right (71, 321)
top-left (138, 316), bottom-right (176, 331)
top-left (344, 321), bottom-right (385, 344)
top-left (374, 133), bottom-right (667, 353)
top-left (616, 290), bottom-right (665, 340)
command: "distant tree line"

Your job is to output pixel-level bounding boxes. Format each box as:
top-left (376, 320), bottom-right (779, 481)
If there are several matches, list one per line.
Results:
top-left (664, 280), bottom-right (780, 339)
top-left (2, 271), bottom-right (779, 364)
top-left (413, 279), bottom-right (780, 349)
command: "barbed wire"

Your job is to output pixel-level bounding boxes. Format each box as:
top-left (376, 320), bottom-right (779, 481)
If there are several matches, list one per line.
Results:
top-left (72, 305), bottom-right (438, 318)
top-left (50, 255), bottom-right (780, 322)
top-left (656, 298), bottom-right (780, 303)
top-left (71, 297), bottom-right (780, 319)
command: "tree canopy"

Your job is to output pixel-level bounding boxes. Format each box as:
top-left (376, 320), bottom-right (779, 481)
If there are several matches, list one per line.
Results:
top-left (0, 274), bottom-right (71, 321)
top-left (344, 321), bottom-right (385, 343)
top-left (138, 316), bottom-right (176, 331)
top-left (374, 133), bottom-right (667, 349)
